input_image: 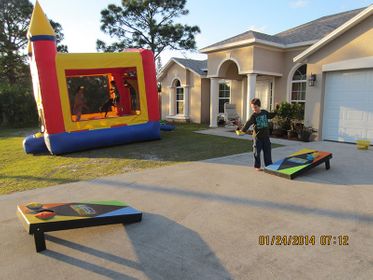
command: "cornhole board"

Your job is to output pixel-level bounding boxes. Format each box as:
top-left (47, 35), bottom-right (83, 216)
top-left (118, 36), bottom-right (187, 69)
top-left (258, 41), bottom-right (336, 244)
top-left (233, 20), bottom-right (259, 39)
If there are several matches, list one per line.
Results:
top-left (17, 201), bottom-right (142, 252)
top-left (264, 149), bottom-right (332, 180)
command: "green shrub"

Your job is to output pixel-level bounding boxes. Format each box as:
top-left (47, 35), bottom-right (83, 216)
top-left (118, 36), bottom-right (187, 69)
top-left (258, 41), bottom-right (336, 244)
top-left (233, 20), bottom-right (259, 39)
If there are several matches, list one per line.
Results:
top-left (0, 82), bottom-right (38, 128)
top-left (275, 102), bottom-right (292, 131)
top-left (273, 102), bottom-right (305, 131)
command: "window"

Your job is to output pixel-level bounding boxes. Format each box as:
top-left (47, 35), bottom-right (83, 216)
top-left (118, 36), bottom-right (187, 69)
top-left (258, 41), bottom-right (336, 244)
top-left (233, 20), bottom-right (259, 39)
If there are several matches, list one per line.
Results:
top-left (175, 80), bottom-right (184, 115)
top-left (269, 82), bottom-right (273, 111)
top-left (67, 75), bottom-right (109, 122)
top-left (291, 65), bottom-right (307, 104)
top-left (66, 68), bottom-right (141, 122)
top-left (219, 81), bottom-right (231, 113)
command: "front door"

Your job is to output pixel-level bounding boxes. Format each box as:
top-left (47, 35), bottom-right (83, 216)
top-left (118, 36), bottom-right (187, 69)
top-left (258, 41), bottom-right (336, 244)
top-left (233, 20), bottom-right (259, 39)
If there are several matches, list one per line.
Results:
top-left (256, 79), bottom-right (273, 111)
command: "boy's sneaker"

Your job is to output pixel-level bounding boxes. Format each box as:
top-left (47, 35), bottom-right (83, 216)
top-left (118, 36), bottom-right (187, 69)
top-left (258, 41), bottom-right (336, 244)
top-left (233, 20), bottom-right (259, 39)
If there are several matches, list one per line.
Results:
top-left (255, 168), bottom-right (263, 171)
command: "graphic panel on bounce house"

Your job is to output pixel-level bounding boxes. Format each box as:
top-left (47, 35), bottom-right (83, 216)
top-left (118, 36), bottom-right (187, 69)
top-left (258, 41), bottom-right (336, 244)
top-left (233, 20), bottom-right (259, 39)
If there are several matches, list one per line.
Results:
top-left (55, 52), bottom-right (150, 132)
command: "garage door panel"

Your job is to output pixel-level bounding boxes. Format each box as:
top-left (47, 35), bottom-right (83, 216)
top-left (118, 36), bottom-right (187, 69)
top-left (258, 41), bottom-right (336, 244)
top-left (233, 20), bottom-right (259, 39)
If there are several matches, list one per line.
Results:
top-left (323, 128), bottom-right (339, 139)
top-left (337, 128), bottom-right (364, 142)
top-left (323, 69), bottom-right (373, 143)
top-left (324, 109), bottom-right (342, 118)
top-left (367, 129), bottom-right (373, 140)
top-left (345, 110), bottom-right (365, 121)
top-left (368, 112), bottom-right (373, 121)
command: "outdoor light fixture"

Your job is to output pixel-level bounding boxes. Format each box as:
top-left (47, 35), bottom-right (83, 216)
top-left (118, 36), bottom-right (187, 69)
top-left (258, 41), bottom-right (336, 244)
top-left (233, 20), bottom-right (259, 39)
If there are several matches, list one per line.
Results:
top-left (308, 73), bottom-right (317, 86)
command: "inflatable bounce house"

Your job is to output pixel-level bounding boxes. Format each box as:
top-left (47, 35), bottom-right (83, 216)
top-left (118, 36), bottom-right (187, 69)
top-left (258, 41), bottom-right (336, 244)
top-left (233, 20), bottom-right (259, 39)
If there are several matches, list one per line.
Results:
top-left (23, 1), bottom-right (160, 155)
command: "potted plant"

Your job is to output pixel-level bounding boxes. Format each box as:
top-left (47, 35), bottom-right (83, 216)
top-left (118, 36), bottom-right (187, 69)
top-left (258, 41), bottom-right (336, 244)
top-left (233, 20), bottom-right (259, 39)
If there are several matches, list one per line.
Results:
top-left (288, 103), bottom-right (304, 139)
top-left (271, 116), bottom-right (284, 137)
top-left (287, 128), bottom-right (298, 139)
top-left (298, 126), bottom-right (314, 142)
top-left (217, 113), bottom-right (225, 126)
top-left (275, 102), bottom-right (293, 138)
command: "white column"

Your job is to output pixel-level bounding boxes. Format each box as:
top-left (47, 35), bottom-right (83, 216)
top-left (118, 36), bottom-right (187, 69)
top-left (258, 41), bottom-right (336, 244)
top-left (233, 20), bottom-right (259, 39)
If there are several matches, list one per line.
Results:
top-left (210, 78), bottom-right (219, 127)
top-left (169, 87), bottom-right (175, 115)
top-left (241, 78), bottom-right (247, 121)
top-left (184, 86), bottom-right (190, 118)
top-left (246, 73), bottom-right (257, 120)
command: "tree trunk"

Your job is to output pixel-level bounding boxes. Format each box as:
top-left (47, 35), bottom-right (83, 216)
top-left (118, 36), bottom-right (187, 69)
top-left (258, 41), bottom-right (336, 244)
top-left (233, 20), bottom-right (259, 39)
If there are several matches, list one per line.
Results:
top-left (1, 111), bottom-right (8, 126)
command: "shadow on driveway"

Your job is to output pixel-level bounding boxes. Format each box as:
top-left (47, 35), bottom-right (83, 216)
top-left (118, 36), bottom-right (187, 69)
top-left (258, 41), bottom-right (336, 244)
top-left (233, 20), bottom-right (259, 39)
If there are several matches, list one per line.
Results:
top-left (44, 213), bottom-right (232, 280)
top-left (94, 179), bottom-right (373, 224)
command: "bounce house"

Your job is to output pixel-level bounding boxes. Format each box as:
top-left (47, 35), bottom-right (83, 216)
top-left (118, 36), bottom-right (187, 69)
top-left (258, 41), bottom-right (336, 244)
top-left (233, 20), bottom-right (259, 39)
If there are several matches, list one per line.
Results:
top-left (23, 1), bottom-right (160, 155)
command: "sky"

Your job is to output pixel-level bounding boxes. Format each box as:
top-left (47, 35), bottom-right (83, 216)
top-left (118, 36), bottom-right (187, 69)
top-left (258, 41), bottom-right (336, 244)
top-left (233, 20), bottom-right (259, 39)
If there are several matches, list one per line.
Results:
top-left (30, 0), bottom-right (372, 65)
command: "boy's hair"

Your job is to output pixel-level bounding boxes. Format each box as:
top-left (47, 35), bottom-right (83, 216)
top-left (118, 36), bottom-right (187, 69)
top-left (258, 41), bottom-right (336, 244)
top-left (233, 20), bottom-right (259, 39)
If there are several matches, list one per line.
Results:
top-left (76, 85), bottom-right (84, 93)
top-left (250, 98), bottom-right (261, 107)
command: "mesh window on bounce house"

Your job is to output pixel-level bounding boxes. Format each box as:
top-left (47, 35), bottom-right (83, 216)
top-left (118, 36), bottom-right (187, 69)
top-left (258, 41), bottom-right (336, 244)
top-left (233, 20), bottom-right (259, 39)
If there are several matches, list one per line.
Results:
top-left (23, 1), bottom-right (160, 155)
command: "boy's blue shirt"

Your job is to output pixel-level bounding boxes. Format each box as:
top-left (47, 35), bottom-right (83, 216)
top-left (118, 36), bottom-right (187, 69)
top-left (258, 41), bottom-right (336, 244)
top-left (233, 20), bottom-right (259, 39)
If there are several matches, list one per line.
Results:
top-left (242, 110), bottom-right (276, 139)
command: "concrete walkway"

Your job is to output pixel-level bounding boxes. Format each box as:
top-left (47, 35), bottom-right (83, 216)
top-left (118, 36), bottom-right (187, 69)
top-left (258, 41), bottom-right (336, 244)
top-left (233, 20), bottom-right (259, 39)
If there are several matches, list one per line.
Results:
top-left (195, 127), bottom-right (300, 146)
top-left (1, 141), bottom-right (373, 279)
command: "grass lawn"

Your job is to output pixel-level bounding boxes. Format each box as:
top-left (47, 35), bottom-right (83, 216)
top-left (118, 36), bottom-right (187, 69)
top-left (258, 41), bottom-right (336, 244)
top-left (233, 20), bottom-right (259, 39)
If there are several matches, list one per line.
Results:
top-left (0, 124), bottom-right (280, 195)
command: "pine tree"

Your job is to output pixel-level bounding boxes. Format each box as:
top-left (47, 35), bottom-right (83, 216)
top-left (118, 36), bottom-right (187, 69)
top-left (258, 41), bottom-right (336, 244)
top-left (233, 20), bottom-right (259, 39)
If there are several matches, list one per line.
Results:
top-left (97, 0), bottom-right (200, 59)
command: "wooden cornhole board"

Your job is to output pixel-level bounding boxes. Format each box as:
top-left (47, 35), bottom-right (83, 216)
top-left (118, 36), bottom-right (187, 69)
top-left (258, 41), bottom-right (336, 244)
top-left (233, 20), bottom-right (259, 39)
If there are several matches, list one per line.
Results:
top-left (17, 200), bottom-right (142, 252)
top-left (264, 149), bottom-right (333, 179)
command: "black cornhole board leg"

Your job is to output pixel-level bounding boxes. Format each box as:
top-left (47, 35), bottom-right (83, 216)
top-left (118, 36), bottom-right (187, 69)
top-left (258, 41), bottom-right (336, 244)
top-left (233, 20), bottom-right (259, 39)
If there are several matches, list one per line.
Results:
top-left (34, 230), bottom-right (46, 252)
top-left (325, 159), bottom-right (330, 170)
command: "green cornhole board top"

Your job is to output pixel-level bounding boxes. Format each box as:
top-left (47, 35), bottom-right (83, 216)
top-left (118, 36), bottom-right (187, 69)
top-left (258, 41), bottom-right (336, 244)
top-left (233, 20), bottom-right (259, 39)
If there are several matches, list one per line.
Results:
top-left (264, 149), bottom-right (333, 179)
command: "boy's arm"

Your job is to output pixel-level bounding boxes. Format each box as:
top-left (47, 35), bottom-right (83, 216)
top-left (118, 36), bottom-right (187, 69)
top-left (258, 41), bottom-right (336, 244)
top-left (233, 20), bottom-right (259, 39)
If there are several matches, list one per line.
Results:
top-left (241, 114), bottom-right (255, 132)
top-left (268, 104), bottom-right (280, 119)
top-left (268, 111), bottom-right (277, 119)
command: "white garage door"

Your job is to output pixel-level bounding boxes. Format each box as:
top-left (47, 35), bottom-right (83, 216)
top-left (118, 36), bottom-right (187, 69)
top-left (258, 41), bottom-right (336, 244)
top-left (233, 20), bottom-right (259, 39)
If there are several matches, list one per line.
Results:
top-left (323, 69), bottom-right (373, 143)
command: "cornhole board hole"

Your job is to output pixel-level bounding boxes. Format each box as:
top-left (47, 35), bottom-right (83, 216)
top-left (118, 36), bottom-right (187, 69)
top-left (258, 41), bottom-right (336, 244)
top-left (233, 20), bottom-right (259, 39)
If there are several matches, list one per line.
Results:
top-left (17, 201), bottom-right (142, 252)
top-left (264, 149), bottom-right (333, 180)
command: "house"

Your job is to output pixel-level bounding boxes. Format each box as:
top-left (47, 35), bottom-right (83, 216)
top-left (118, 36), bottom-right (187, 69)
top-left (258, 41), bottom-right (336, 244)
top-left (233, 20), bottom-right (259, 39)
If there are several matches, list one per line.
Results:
top-left (157, 58), bottom-right (209, 124)
top-left (158, 5), bottom-right (373, 143)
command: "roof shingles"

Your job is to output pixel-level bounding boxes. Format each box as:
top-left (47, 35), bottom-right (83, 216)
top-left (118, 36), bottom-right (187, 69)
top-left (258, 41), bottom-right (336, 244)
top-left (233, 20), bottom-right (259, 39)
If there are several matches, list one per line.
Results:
top-left (173, 58), bottom-right (208, 76)
top-left (201, 7), bottom-right (365, 51)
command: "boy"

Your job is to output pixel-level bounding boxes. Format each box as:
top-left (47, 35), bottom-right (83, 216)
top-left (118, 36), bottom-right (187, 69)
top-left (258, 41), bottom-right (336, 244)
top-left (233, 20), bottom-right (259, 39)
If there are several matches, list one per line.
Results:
top-left (110, 80), bottom-right (120, 105)
top-left (73, 86), bottom-right (88, 121)
top-left (99, 97), bottom-right (115, 118)
top-left (99, 80), bottom-right (122, 117)
top-left (239, 98), bottom-right (276, 171)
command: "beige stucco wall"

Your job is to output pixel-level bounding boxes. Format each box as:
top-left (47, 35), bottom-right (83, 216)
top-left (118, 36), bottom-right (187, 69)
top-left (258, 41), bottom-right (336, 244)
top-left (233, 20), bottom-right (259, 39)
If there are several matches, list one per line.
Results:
top-left (201, 78), bottom-right (210, 124)
top-left (303, 15), bottom-right (373, 138)
top-left (159, 63), bottom-right (186, 119)
top-left (159, 63), bottom-right (186, 120)
top-left (229, 80), bottom-right (243, 117)
top-left (161, 63), bottom-right (187, 87)
top-left (160, 83), bottom-right (169, 120)
top-left (206, 45), bottom-right (307, 112)
top-left (253, 46), bottom-right (284, 75)
top-left (207, 46), bottom-right (254, 76)
top-left (189, 70), bottom-right (202, 123)
top-left (275, 48), bottom-right (307, 104)
top-left (158, 62), bottom-right (206, 123)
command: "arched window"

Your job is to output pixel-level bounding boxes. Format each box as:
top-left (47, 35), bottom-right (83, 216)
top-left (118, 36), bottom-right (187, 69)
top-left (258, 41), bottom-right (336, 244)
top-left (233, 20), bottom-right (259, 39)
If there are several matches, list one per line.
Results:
top-left (175, 80), bottom-right (184, 115)
top-left (291, 64), bottom-right (307, 105)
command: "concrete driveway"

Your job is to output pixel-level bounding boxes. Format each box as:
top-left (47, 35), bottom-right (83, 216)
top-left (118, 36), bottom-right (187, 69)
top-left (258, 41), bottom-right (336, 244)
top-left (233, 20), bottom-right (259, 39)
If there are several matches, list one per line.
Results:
top-left (0, 141), bottom-right (372, 279)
